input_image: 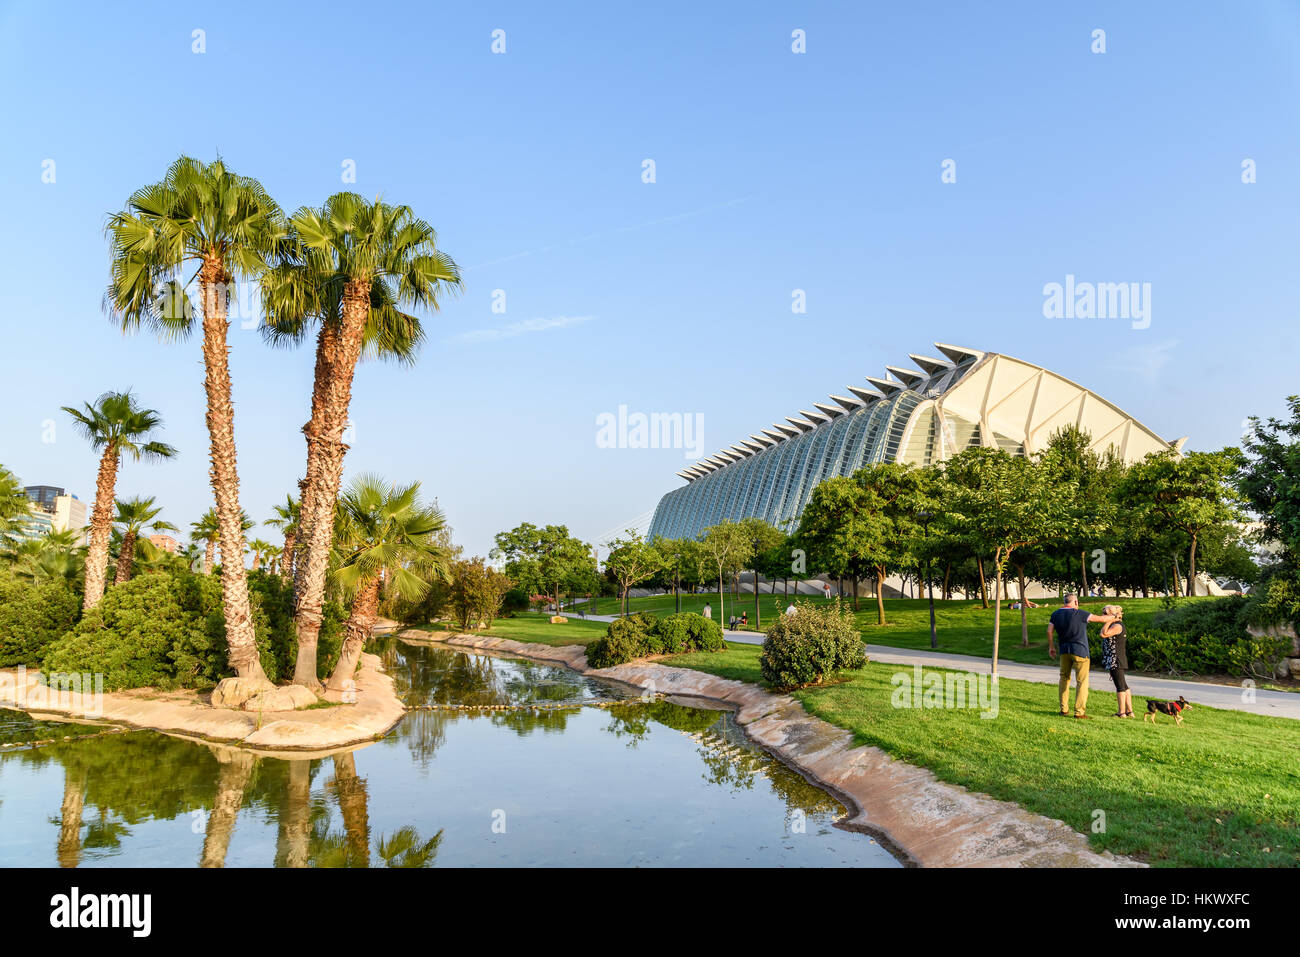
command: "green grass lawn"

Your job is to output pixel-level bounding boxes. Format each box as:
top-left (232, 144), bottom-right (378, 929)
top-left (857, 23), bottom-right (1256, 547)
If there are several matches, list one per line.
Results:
top-left (468, 615), bottom-right (609, 647)
top-left (662, 643), bottom-right (1300, 868)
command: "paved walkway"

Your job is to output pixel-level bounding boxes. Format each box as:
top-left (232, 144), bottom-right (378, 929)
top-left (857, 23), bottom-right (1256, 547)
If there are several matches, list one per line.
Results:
top-left (566, 613), bottom-right (1300, 720)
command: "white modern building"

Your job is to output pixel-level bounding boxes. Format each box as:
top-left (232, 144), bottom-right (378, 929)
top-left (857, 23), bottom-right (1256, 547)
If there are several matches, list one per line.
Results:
top-left (648, 344), bottom-right (1182, 541)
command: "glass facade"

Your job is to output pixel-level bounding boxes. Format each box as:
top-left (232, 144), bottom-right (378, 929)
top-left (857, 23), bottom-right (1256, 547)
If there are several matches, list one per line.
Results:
top-left (648, 370), bottom-right (969, 541)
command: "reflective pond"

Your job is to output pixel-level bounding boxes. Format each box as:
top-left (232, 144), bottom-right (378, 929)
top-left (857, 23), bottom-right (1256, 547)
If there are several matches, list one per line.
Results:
top-left (0, 640), bottom-right (900, 867)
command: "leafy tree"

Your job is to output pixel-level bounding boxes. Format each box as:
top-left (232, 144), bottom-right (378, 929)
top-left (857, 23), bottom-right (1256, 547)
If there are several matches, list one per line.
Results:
top-left (1237, 395), bottom-right (1300, 567)
top-left (603, 531), bottom-right (664, 615)
top-left (0, 465), bottom-right (30, 551)
top-left (1122, 449), bottom-right (1244, 597)
top-left (261, 193), bottom-right (461, 689)
top-left (62, 392), bottom-right (175, 609)
top-left (106, 156), bottom-right (284, 683)
top-left (1036, 426), bottom-right (1123, 592)
top-left (492, 523), bottom-right (596, 619)
top-left (698, 520), bottom-right (753, 625)
top-left (327, 476), bottom-right (450, 690)
top-left (448, 557), bottom-right (515, 631)
top-left (947, 447), bottom-right (1074, 672)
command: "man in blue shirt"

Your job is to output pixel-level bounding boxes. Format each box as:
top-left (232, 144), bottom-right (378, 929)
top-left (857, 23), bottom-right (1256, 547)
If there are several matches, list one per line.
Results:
top-left (1047, 594), bottom-right (1116, 719)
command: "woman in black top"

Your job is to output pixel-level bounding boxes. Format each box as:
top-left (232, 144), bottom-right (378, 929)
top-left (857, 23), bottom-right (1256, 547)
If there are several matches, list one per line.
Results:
top-left (1100, 604), bottom-right (1132, 717)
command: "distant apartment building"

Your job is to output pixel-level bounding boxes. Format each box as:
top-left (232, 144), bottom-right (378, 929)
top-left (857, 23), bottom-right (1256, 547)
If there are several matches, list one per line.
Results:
top-left (23, 485), bottom-right (89, 543)
top-left (148, 534), bottom-right (179, 554)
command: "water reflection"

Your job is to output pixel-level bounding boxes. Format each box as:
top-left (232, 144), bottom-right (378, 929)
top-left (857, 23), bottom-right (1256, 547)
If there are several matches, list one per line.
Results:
top-left (0, 642), bottom-right (899, 867)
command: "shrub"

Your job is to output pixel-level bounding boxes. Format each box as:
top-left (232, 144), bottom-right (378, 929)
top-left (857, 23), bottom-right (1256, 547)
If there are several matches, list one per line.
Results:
top-left (1126, 591), bottom-right (1295, 678)
top-left (42, 569), bottom-right (342, 690)
top-left (653, 612), bottom-right (723, 654)
top-left (0, 570), bottom-right (81, 667)
top-left (760, 600), bottom-right (866, 688)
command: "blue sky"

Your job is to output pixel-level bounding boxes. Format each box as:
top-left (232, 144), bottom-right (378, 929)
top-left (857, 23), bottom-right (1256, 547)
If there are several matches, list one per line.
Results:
top-left (1, 1), bottom-right (1298, 557)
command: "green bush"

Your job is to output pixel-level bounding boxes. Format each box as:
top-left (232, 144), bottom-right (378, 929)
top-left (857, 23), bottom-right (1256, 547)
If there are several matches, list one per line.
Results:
top-left (1245, 570), bottom-right (1300, 632)
top-left (42, 569), bottom-right (343, 690)
top-left (1126, 591), bottom-right (1293, 678)
top-left (0, 570), bottom-right (81, 667)
top-left (653, 612), bottom-right (724, 654)
top-left (760, 601), bottom-right (866, 688)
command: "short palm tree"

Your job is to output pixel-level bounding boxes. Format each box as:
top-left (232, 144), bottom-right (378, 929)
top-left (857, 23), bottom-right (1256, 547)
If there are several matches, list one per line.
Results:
top-left (62, 392), bottom-right (176, 609)
top-left (326, 476), bottom-right (449, 691)
top-left (7, 528), bottom-right (85, 585)
top-left (106, 156), bottom-right (285, 684)
top-left (265, 495), bottom-right (300, 579)
top-left (261, 193), bottom-right (460, 689)
top-left (191, 510), bottom-right (220, 575)
top-left (247, 538), bottom-right (277, 571)
top-left (112, 496), bottom-right (173, 584)
top-left (0, 464), bottom-right (30, 551)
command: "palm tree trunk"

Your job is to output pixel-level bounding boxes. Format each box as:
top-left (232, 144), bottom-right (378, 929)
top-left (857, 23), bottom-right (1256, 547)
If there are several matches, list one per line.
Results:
top-left (204, 539), bottom-right (216, 575)
top-left (327, 574), bottom-right (382, 691)
top-left (200, 259), bottom-right (267, 682)
top-left (280, 531), bottom-right (295, 579)
top-left (114, 530), bottom-right (137, 584)
top-left (293, 321), bottom-right (340, 596)
top-left (57, 766), bottom-right (86, 868)
top-left (81, 448), bottom-right (119, 610)
top-left (200, 747), bottom-right (254, 868)
top-left (332, 751), bottom-right (370, 867)
top-left (295, 289), bottom-right (368, 690)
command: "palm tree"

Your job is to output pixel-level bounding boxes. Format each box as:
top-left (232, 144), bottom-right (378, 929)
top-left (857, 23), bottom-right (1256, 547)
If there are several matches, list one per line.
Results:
top-left (262, 193), bottom-right (460, 690)
top-left (191, 510), bottom-right (220, 575)
top-left (325, 476), bottom-right (449, 691)
top-left (247, 538), bottom-right (277, 571)
top-left (113, 496), bottom-right (173, 584)
top-left (0, 464), bottom-right (30, 551)
top-left (106, 156), bottom-right (285, 685)
top-left (6, 528), bottom-right (85, 585)
top-left (191, 507), bottom-right (253, 575)
top-left (265, 495), bottom-right (299, 579)
top-left (62, 392), bottom-right (176, 609)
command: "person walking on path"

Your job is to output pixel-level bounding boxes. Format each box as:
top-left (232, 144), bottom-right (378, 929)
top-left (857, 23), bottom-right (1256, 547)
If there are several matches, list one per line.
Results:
top-left (1046, 593), bottom-right (1115, 719)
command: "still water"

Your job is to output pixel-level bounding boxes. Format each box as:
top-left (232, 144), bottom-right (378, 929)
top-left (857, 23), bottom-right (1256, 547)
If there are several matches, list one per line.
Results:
top-left (0, 640), bottom-right (900, 867)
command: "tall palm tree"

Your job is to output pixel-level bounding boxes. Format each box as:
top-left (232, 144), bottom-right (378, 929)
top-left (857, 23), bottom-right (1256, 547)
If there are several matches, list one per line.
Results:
top-left (106, 156), bottom-right (285, 685)
top-left (261, 193), bottom-right (460, 690)
top-left (326, 475), bottom-right (449, 691)
top-left (62, 392), bottom-right (176, 609)
top-left (265, 495), bottom-right (299, 579)
top-left (113, 496), bottom-right (173, 584)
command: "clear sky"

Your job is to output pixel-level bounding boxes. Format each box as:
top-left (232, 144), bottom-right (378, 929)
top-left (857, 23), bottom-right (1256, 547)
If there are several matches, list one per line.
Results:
top-left (2, 1), bottom-right (1298, 558)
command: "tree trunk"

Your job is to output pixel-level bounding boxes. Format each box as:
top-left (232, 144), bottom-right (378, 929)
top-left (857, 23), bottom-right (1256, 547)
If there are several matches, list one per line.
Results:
top-left (294, 286), bottom-right (368, 691)
top-left (114, 529), bottom-right (137, 584)
top-left (852, 573), bottom-right (860, 612)
top-left (204, 539), bottom-right (216, 576)
top-left (1080, 549), bottom-right (1089, 594)
top-left (81, 448), bottom-right (119, 610)
top-left (1186, 533), bottom-right (1198, 597)
top-left (279, 531), bottom-right (295, 579)
top-left (200, 259), bottom-right (267, 683)
top-left (57, 766), bottom-right (86, 868)
top-left (875, 567), bottom-right (886, 625)
top-left (942, 561), bottom-right (951, 600)
top-left (991, 556), bottom-right (1003, 675)
top-left (1172, 552), bottom-right (1183, 597)
top-left (275, 759), bottom-right (312, 868)
top-left (977, 555), bottom-right (989, 609)
top-left (293, 322), bottom-right (340, 596)
top-left (200, 747), bottom-right (254, 868)
top-left (327, 574), bottom-right (382, 691)
top-left (1017, 565), bottom-right (1029, 647)
top-left (332, 751), bottom-right (370, 867)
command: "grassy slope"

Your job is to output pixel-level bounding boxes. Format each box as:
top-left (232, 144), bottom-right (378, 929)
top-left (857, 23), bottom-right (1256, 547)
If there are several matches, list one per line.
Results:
top-left (662, 643), bottom-right (1300, 868)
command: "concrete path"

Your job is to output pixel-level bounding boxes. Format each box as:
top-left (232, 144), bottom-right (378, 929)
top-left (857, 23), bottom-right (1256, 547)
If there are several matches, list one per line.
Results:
top-left (554, 614), bottom-right (1299, 719)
